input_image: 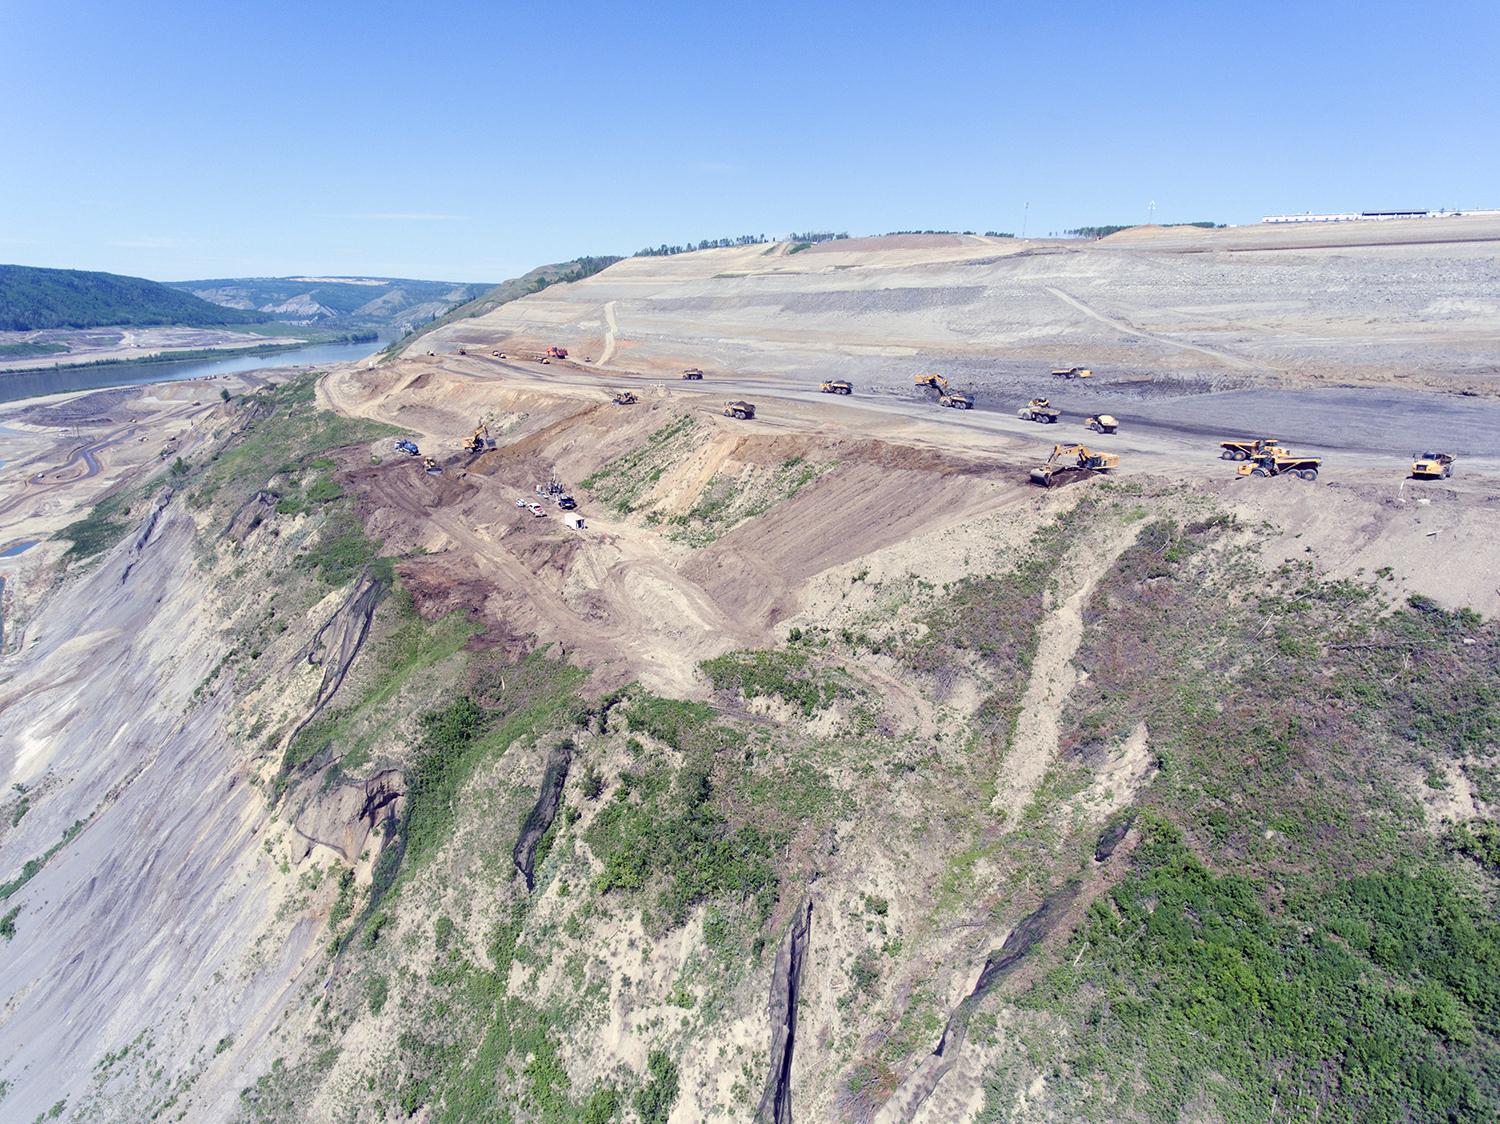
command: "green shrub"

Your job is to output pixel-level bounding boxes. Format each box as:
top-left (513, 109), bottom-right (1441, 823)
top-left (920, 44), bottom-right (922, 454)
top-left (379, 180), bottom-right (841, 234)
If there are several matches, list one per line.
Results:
top-left (57, 493), bottom-right (132, 561)
top-left (1031, 816), bottom-right (1500, 1120)
top-left (700, 648), bottom-right (851, 716)
top-left (624, 695), bottom-right (717, 751)
top-left (633, 1051), bottom-right (679, 1124)
top-left (1447, 820), bottom-right (1500, 872)
top-left (366, 974), bottom-right (389, 1015)
top-left (587, 757), bottom-right (777, 927)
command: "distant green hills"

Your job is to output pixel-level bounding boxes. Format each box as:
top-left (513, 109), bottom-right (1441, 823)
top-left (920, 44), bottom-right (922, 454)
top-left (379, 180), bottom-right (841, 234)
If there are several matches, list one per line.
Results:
top-left (0, 264), bottom-right (268, 332)
top-left (167, 275), bottom-right (493, 333)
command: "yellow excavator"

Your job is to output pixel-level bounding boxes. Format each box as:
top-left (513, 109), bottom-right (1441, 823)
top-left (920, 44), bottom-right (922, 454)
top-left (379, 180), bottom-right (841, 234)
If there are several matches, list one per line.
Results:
top-left (1030, 443), bottom-right (1119, 487)
top-left (913, 373), bottom-right (949, 391)
top-left (463, 423), bottom-right (493, 454)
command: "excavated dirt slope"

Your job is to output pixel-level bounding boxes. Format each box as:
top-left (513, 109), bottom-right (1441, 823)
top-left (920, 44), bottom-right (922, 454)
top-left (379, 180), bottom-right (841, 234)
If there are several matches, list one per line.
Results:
top-left (422, 219), bottom-right (1500, 400)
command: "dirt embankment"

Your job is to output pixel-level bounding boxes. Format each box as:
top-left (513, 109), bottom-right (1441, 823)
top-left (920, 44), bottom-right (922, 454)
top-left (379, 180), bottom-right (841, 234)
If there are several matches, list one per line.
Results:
top-left (417, 220), bottom-right (1500, 399)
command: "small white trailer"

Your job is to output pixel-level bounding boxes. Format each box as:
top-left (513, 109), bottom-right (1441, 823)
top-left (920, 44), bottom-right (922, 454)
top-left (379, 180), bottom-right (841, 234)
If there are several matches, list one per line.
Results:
top-left (563, 514), bottom-right (586, 530)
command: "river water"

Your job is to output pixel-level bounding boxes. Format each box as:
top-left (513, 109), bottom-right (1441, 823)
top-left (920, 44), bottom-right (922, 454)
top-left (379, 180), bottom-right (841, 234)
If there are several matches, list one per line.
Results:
top-left (0, 336), bottom-right (387, 406)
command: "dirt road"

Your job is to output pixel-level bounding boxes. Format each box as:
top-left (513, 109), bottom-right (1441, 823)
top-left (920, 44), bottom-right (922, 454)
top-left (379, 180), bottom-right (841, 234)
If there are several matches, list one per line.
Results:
top-left (400, 352), bottom-right (1500, 486)
top-left (1043, 286), bottom-right (1259, 371)
top-left (599, 300), bottom-right (619, 365)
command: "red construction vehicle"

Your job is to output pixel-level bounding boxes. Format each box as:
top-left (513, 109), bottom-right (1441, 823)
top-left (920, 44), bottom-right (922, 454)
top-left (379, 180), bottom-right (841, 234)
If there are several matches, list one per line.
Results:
top-left (546, 346), bottom-right (568, 359)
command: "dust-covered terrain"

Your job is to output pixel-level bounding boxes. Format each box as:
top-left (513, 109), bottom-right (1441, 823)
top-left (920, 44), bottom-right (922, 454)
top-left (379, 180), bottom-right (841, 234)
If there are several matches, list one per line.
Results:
top-left (422, 217), bottom-right (1500, 399)
top-left (1, 238), bottom-right (1498, 1124)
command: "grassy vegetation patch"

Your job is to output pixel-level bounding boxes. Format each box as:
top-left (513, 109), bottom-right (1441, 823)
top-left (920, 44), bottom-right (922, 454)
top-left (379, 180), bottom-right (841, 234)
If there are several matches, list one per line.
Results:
top-left (0, 341), bottom-right (68, 359)
top-left (0, 818), bottom-right (85, 902)
top-left (903, 500), bottom-right (1091, 737)
top-left (1025, 816), bottom-right (1500, 1122)
top-left (665, 455), bottom-right (831, 547)
top-left (403, 653), bottom-right (588, 871)
top-left (362, 891), bottom-right (633, 1122)
top-left (282, 507), bottom-right (387, 588)
top-left (580, 414), bottom-right (698, 515)
top-left (191, 373), bottom-right (394, 516)
top-left (700, 647), bottom-right (852, 715)
top-left (587, 754), bottom-right (778, 928)
top-left (990, 510), bottom-right (1500, 1119)
top-left (56, 490), bottom-right (139, 562)
top-left (276, 593), bottom-right (480, 787)
top-left (621, 695), bottom-right (723, 752)
top-left (1061, 518), bottom-right (1494, 876)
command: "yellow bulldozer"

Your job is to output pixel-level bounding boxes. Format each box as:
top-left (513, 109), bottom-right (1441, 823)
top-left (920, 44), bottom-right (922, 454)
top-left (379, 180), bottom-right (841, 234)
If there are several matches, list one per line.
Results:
top-left (611, 389), bottom-right (638, 405)
top-left (1030, 443), bottom-right (1119, 487)
top-left (1236, 453), bottom-right (1321, 481)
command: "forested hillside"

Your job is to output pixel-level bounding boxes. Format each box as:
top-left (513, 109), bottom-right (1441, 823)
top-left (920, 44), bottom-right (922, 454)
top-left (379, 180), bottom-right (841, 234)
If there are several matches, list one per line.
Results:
top-left (168, 276), bottom-right (492, 331)
top-left (0, 265), bottom-right (267, 331)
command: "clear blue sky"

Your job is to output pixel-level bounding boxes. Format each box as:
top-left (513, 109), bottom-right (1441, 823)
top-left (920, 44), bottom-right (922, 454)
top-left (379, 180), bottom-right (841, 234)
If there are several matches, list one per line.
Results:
top-left (3, 0), bottom-right (1496, 283)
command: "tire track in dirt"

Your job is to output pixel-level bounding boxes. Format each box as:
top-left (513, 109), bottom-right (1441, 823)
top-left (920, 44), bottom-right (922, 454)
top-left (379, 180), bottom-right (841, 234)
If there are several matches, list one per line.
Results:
top-left (365, 463), bottom-right (749, 692)
top-left (1044, 285), bottom-right (1258, 371)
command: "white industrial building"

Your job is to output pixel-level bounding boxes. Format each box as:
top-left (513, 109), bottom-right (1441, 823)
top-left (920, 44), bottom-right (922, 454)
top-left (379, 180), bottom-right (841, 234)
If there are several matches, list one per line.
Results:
top-left (1261, 209), bottom-right (1499, 224)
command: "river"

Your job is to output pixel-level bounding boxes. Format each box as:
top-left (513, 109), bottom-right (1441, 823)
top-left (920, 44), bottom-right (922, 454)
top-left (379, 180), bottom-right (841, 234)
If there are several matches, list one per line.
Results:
top-left (0, 336), bottom-right (387, 406)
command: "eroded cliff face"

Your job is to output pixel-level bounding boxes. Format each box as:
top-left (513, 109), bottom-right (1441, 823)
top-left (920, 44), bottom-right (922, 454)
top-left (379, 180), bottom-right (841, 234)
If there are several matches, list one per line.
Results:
top-left (0, 497), bottom-right (311, 1119)
top-left (3, 361), bottom-right (1498, 1124)
top-left (0, 377), bottom-right (412, 1120)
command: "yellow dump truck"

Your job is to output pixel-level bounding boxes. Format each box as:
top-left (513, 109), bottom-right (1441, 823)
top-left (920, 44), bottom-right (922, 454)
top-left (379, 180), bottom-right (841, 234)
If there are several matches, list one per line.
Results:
top-left (1018, 398), bottom-right (1061, 424)
top-left (1236, 454), bottom-right (1321, 481)
top-left (1410, 451), bottom-right (1454, 479)
top-left (1219, 438), bottom-right (1286, 461)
